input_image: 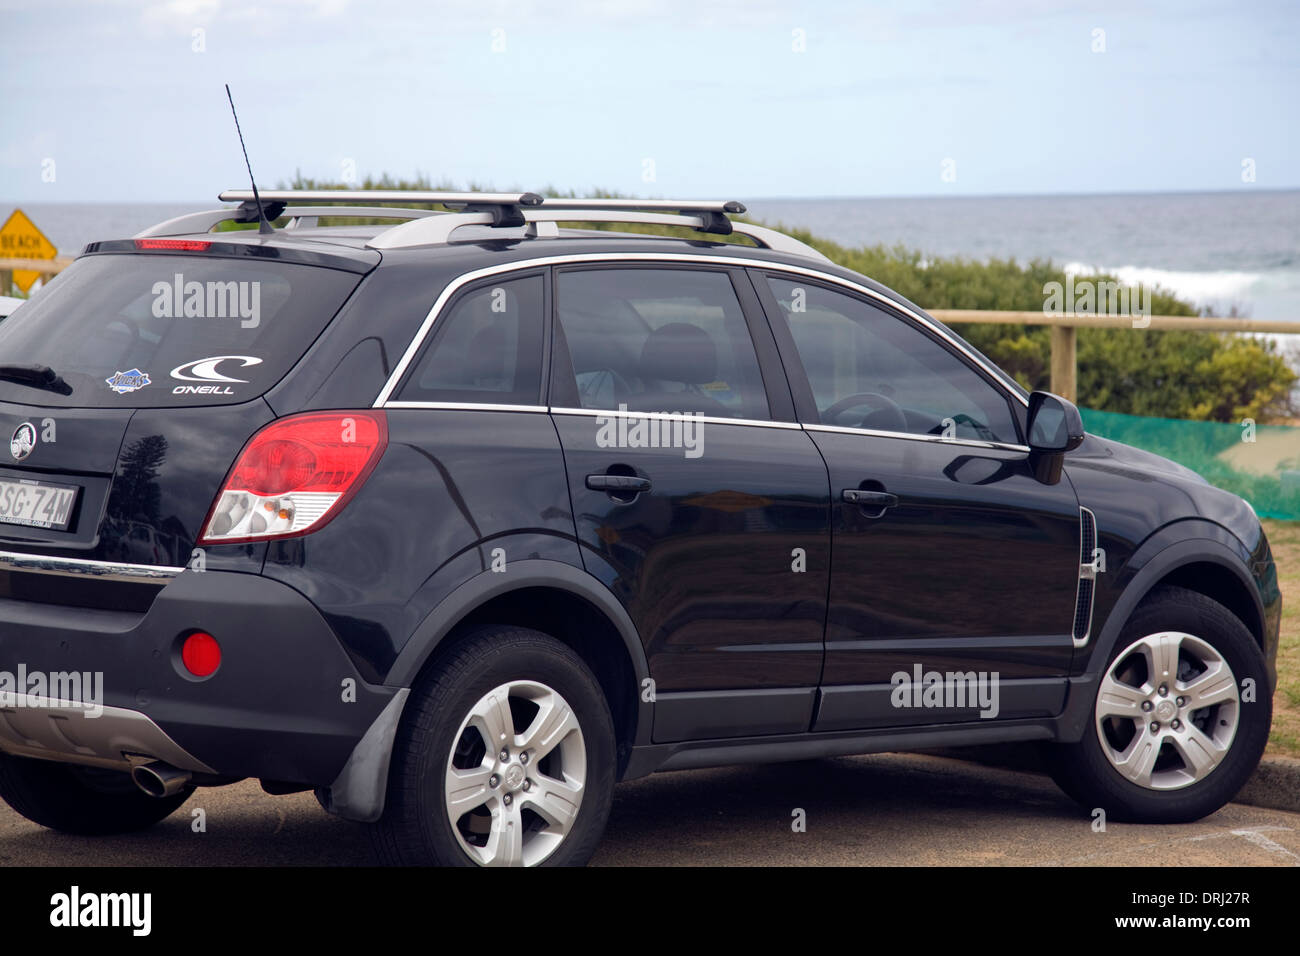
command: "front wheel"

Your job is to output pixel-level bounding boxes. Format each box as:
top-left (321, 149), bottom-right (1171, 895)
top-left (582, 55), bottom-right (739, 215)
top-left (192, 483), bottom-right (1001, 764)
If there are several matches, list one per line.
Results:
top-left (1047, 586), bottom-right (1271, 823)
top-left (371, 626), bottom-right (616, 866)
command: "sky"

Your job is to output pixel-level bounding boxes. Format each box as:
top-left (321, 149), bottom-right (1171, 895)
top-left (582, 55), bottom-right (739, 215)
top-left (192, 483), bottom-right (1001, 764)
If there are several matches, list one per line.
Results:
top-left (2, 0), bottom-right (1297, 202)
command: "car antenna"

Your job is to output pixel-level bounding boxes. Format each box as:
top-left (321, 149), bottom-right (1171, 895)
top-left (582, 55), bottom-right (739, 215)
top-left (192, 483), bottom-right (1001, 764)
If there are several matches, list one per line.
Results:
top-left (224, 83), bottom-right (274, 236)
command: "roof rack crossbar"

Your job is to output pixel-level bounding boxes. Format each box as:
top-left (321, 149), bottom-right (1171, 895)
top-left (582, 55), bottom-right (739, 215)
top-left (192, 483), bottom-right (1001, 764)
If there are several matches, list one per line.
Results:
top-left (219, 188), bottom-right (542, 232)
top-left (535, 198), bottom-right (747, 214)
top-left (217, 189), bottom-right (544, 206)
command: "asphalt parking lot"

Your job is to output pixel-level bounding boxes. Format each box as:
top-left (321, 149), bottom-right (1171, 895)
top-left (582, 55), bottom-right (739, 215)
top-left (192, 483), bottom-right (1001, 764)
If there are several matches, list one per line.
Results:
top-left (1, 753), bottom-right (1296, 866)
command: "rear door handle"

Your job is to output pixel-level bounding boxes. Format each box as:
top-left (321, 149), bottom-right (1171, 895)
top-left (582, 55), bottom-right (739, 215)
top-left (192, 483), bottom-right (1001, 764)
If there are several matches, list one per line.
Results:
top-left (842, 489), bottom-right (898, 508)
top-left (586, 474), bottom-right (652, 493)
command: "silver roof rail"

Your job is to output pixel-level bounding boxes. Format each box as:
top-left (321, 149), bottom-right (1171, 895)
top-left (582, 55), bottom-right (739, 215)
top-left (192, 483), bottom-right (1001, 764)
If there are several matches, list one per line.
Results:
top-left (367, 206), bottom-right (831, 262)
top-left (726, 222), bottom-right (830, 262)
top-left (134, 190), bottom-right (829, 262)
top-left (136, 206), bottom-right (446, 238)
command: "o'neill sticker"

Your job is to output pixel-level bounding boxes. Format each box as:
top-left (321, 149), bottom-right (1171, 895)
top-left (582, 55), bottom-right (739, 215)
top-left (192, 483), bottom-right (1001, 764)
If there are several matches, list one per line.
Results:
top-left (105, 369), bottom-right (151, 394)
top-left (169, 355), bottom-right (263, 396)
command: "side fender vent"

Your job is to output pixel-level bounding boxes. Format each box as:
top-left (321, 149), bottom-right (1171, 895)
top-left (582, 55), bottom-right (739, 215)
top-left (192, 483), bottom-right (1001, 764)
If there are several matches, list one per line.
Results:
top-left (1073, 507), bottom-right (1099, 645)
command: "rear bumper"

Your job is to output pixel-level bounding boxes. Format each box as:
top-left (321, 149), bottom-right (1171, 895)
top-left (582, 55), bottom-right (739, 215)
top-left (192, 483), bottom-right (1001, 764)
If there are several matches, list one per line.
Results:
top-left (0, 695), bottom-right (215, 773)
top-left (0, 569), bottom-right (396, 786)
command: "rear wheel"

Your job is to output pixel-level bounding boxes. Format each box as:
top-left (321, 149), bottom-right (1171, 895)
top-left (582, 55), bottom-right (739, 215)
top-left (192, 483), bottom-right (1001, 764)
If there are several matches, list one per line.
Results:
top-left (0, 755), bottom-right (193, 835)
top-left (372, 626), bottom-right (616, 866)
top-left (1048, 586), bottom-right (1270, 822)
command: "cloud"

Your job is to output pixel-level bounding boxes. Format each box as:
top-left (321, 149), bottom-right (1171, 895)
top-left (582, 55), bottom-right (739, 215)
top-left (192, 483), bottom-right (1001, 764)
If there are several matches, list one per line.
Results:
top-left (138, 0), bottom-right (348, 31)
top-left (0, 130), bottom-right (58, 169)
top-left (140, 0), bottom-right (222, 26)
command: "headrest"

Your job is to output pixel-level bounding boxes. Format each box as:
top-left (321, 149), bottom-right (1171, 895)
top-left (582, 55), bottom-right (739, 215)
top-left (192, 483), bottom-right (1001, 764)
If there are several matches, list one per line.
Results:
top-left (638, 323), bottom-right (717, 385)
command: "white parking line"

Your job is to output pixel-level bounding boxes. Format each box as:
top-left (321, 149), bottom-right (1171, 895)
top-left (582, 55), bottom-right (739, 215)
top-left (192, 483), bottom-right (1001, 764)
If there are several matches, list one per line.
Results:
top-left (1231, 826), bottom-right (1300, 864)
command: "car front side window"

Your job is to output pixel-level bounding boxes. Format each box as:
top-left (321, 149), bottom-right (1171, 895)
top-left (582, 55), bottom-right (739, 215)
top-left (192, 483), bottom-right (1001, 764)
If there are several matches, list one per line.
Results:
top-left (766, 275), bottom-right (1021, 444)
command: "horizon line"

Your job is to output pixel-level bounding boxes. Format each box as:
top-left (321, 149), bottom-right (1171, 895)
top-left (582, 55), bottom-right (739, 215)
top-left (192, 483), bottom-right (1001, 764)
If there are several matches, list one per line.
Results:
top-left (5, 185), bottom-right (1299, 206)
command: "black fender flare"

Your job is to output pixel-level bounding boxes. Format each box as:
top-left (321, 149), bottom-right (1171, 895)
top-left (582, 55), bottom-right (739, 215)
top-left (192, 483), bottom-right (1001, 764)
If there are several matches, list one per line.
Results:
top-left (320, 560), bottom-right (653, 822)
top-left (1056, 528), bottom-right (1262, 742)
top-left (386, 558), bottom-right (653, 747)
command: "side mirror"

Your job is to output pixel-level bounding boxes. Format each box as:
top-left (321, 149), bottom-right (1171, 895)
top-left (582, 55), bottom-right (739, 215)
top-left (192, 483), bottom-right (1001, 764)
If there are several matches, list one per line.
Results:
top-left (1026, 391), bottom-right (1084, 484)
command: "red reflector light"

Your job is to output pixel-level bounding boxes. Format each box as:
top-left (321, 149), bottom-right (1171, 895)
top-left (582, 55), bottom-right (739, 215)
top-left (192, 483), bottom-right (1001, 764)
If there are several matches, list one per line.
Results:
top-left (181, 632), bottom-right (221, 677)
top-left (134, 239), bottom-right (212, 251)
top-left (198, 410), bottom-right (388, 545)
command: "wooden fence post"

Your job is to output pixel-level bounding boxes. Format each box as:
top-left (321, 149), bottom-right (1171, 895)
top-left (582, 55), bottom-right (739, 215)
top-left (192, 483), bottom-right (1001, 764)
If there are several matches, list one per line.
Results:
top-left (1050, 324), bottom-right (1077, 402)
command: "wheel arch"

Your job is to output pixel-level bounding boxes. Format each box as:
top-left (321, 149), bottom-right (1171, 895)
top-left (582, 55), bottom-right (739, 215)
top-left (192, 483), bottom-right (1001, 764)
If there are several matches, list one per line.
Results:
top-left (1152, 561), bottom-right (1264, 649)
top-left (321, 561), bottom-right (652, 822)
top-left (1057, 532), bottom-right (1266, 742)
top-left (1088, 536), bottom-right (1264, 670)
top-left (386, 560), bottom-right (652, 760)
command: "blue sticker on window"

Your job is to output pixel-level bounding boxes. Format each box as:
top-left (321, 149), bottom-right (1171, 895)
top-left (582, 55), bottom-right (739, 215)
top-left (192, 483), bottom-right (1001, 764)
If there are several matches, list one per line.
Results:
top-left (105, 369), bottom-right (151, 394)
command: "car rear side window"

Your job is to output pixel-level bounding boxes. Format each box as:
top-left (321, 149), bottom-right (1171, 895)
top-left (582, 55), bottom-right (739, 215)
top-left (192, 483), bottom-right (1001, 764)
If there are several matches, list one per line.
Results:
top-left (766, 276), bottom-right (1021, 443)
top-left (0, 253), bottom-right (362, 408)
top-left (395, 274), bottom-right (544, 406)
top-left (553, 268), bottom-right (769, 420)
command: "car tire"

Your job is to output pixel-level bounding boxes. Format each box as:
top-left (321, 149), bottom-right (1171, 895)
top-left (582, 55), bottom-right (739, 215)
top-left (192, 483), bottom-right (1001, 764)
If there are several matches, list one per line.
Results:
top-left (0, 755), bottom-right (193, 835)
top-left (371, 625), bottom-right (616, 866)
top-left (1047, 585), bottom-right (1271, 823)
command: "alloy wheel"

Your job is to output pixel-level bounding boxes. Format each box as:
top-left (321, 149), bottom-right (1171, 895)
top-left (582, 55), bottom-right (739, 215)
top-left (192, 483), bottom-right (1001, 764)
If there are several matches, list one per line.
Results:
top-left (1094, 631), bottom-right (1240, 791)
top-left (443, 679), bottom-right (587, 866)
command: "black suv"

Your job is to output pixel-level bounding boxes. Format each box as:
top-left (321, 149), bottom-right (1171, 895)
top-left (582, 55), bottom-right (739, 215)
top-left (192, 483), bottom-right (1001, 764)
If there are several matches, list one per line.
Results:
top-left (0, 191), bottom-right (1280, 866)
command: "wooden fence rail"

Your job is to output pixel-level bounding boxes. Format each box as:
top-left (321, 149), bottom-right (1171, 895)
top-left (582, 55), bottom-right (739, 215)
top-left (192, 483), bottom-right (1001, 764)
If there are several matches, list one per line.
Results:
top-left (925, 311), bottom-right (1298, 403)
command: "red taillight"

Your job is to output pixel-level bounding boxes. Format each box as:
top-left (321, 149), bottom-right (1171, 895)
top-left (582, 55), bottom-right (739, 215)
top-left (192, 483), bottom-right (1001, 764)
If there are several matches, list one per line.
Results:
top-left (198, 411), bottom-right (387, 545)
top-left (134, 239), bottom-right (212, 251)
top-left (181, 632), bottom-right (221, 677)
top-left (234, 439), bottom-right (317, 495)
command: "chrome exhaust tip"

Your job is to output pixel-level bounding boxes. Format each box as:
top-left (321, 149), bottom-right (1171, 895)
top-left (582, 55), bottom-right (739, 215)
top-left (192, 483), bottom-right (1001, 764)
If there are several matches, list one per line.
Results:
top-left (131, 761), bottom-right (192, 798)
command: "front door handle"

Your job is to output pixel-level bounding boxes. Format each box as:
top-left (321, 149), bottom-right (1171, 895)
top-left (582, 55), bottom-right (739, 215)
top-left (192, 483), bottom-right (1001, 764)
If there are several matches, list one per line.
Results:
top-left (842, 489), bottom-right (898, 508)
top-left (587, 474), bottom-right (652, 494)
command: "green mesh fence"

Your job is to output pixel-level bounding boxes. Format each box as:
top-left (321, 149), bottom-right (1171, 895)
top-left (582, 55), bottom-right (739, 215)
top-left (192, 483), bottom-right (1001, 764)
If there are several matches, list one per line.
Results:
top-left (1080, 408), bottom-right (1300, 521)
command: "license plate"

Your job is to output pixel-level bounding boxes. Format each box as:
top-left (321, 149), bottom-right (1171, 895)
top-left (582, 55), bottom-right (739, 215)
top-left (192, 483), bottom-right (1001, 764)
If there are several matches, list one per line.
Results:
top-left (0, 478), bottom-right (79, 531)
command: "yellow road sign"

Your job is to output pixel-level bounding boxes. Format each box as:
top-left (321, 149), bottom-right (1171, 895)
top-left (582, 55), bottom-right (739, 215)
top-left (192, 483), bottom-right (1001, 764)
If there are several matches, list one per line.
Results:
top-left (0, 209), bottom-right (58, 294)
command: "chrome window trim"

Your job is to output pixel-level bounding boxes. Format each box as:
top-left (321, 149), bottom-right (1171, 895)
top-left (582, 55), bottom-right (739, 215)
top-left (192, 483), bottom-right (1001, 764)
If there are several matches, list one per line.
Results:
top-left (371, 252), bottom-right (1032, 413)
top-left (549, 406), bottom-right (803, 430)
top-left (384, 402), bottom-right (1022, 445)
top-left (384, 401), bottom-right (549, 413)
top-left (805, 423), bottom-right (1030, 452)
top-left (0, 550), bottom-right (182, 582)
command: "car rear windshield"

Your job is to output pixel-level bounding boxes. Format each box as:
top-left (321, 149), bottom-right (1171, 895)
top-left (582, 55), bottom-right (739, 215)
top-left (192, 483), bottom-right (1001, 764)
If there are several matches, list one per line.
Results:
top-left (0, 253), bottom-right (363, 407)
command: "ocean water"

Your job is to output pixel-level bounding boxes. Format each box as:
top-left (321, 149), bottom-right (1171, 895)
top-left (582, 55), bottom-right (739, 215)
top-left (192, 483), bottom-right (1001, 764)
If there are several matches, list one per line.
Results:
top-left (746, 190), bottom-right (1300, 322)
top-left (9, 190), bottom-right (1299, 320)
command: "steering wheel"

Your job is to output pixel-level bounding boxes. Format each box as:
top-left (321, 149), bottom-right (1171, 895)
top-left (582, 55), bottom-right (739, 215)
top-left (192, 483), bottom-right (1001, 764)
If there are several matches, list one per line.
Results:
top-left (821, 392), bottom-right (908, 432)
top-left (925, 412), bottom-right (997, 443)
